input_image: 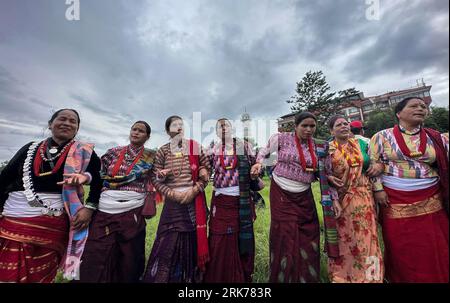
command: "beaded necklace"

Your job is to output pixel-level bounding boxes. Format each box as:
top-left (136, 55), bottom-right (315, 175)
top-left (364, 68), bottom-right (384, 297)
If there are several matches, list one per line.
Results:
top-left (331, 139), bottom-right (362, 167)
top-left (393, 124), bottom-right (427, 158)
top-left (34, 139), bottom-right (74, 177)
top-left (219, 139), bottom-right (238, 170)
top-left (23, 142), bottom-right (64, 216)
top-left (294, 135), bottom-right (317, 172)
top-left (170, 140), bottom-right (186, 177)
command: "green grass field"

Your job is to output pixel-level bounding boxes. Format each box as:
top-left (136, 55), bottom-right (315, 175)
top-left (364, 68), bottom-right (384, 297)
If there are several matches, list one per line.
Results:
top-left (56, 178), bottom-right (330, 282)
top-left (144, 177), bottom-right (330, 283)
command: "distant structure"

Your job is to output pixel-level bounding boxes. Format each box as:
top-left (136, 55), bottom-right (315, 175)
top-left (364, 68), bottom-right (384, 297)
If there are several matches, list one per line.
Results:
top-left (241, 107), bottom-right (251, 140)
top-left (278, 81), bottom-right (432, 131)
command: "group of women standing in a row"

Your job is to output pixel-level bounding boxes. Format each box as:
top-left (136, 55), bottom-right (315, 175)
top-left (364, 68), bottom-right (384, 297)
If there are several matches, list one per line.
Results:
top-left (0, 96), bottom-right (448, 283)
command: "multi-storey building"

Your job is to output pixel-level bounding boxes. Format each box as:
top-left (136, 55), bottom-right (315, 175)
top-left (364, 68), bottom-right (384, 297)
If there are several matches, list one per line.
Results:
top-left (278, 82), bottom-right (433, 130)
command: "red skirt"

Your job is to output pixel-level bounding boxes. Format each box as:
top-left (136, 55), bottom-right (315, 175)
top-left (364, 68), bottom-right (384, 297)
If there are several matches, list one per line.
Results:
top-left (0, 215), bottom-right (69, 283)
top-left (382, 184), bottom-right (449, 283)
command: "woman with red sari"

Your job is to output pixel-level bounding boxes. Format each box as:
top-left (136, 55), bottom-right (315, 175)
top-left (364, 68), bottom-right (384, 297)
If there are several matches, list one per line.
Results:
top-left (142, 115), bottom-right (210, 283)
top-left (0, 109), bottom-right (102, 283)
top-left (325, 115), bottom-right (384, 283)
top-left (204, 118), bottom-right (260, 283)
top-left (370, 97), bottom-right (449, 283)
top-left (251, 112), bottom-right (321, 283)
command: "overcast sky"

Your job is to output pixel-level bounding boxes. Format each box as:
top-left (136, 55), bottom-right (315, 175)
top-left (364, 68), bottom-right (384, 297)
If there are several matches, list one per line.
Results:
top-left (0, 0), bottom-right (448, 161)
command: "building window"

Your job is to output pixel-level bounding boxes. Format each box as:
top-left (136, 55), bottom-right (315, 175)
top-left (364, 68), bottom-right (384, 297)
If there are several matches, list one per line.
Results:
top-left (424, 91), bottom-right (430, 97)
top-left (348, 107), bottom-right (359, 114)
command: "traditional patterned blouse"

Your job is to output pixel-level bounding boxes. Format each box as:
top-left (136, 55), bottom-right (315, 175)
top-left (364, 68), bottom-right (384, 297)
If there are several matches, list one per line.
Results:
top-left (369, 125), bottom-right (449, 191)
top-left (101, 144), bottom-right (153, 193)
top-left (207, 138), bottom-right (256, 189)
top-left (256, 132), bottom-right (316, 184)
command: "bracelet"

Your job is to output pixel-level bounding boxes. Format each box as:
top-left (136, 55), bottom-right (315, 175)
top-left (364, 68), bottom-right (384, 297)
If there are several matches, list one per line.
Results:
top-left (83, 172), bottom-right (92, 184)
top-left (84, 203), bottom-right (98, 211)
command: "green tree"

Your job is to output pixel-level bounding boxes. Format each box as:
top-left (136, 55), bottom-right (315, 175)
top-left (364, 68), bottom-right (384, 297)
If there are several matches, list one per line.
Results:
top-left (425, 107), bottom-right (449, 133)
top-left (364, 108), bottom-right (396, 138)
top-left (286, 71), bottom-right (336, 118)
top-left (337, 87), bottom-right (359, 98)
top-left (286, 70), bottom-right (337, 139)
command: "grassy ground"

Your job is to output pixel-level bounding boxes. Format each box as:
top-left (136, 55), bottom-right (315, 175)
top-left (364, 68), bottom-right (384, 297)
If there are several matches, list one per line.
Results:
top-left (56, 178), bottom-right (330, 282)
top-left (146, 177), bottom-right (330, 283)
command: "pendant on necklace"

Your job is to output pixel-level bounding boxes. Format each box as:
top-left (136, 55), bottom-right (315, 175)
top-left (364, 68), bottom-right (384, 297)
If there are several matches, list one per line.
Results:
top-left (410, 151), bottom-right (423, 157)
top-left (49, 147), bottom-right (58, 154)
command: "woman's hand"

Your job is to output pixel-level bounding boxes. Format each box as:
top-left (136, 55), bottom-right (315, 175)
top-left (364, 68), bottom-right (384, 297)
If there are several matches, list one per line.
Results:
top-left (250, 163), bottom-right (262, 179)
top-left (71, 208), bottom-right (94, 231)
top-left (332, 200), bottom-right (342, 219)
top-left (328, 175), bottom-right (344, 188)
top-left (57, 173), bottom-right (90, 186)
top-left (179, 186), bottom-right (201, 204)
top-left (156, 168), bottom-right (171, 179)
top-left (199, 168), bottom-right (209, 183)
top-left (374, 190), bottom-right (389, 208)
top-left (367, 163), bottom-right (384, 177)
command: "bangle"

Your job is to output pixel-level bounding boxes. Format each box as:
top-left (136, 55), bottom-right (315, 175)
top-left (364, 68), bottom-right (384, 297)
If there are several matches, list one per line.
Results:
top-left (83, 172), bottom-right (92, 184)
top-left (85, 203), bottom-right (98, 211)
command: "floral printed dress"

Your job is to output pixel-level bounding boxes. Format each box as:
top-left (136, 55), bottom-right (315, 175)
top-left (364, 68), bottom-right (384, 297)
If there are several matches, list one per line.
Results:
top-left (326, 138), bottom-right (384, 283)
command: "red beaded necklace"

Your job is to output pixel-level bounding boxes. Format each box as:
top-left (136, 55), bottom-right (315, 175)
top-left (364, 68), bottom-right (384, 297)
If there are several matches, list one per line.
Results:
top-left (393, 124), bottom-right (427, 158)
top-left (294, 135), bottom-right (317, 172)
top-left (33, 140), bottom-right (74, 177)
top-left (219, 140), bottom-right (238, 170)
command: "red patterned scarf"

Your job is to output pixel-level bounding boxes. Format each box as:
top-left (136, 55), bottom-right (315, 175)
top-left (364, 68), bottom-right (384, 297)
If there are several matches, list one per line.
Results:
top-left (187, 140), bottom-right (209, 272)
top-left (424, 128), bottom-right (449, 216)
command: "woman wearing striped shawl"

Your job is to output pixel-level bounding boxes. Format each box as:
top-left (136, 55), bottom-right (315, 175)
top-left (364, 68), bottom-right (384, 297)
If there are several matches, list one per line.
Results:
top-left (143, 116), bottom-right (210, 283)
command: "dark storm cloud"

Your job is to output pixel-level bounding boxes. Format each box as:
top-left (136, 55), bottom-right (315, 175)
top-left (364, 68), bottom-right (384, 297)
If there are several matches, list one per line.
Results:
top-left (0, 0), bottom-right (448, 161)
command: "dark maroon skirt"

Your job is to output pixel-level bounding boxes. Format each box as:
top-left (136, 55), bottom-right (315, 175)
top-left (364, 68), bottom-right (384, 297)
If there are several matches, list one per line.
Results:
top-left (204, 193), bottom-right (255, 283)
top-left (269, 179), bottom-right (320, 283)
top-left (78, 206), bottom-right (146, 283)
